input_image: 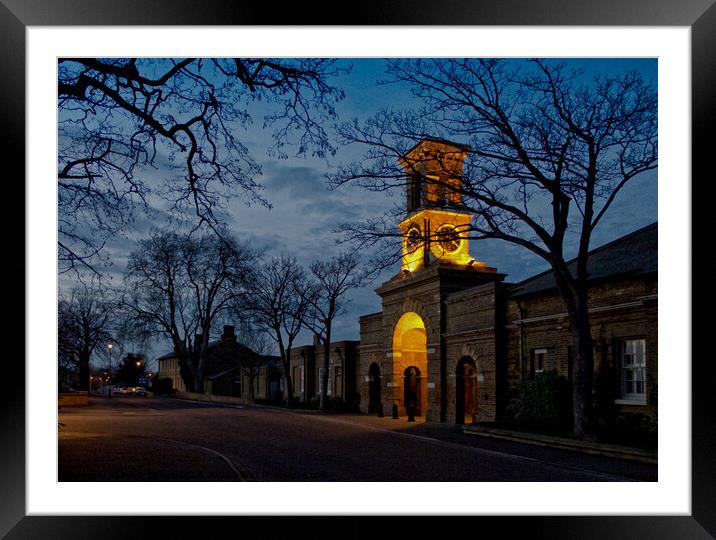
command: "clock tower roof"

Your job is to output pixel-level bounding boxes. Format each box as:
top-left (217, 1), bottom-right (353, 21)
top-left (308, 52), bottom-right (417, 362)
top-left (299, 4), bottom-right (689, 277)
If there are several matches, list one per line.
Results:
top-left (401, 137), bottom-right (471, 159)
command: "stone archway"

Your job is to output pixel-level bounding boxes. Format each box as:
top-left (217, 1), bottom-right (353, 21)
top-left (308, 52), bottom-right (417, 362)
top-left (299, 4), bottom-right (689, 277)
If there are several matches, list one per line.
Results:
top-left (392, 312), bottom-right (428, 418)
top-left (455, 356), bottom-right (478, 425)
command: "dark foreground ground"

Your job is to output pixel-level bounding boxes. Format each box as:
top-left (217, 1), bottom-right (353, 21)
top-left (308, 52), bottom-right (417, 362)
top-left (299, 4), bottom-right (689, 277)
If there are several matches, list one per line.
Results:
top-left (58, 396), bottom-right (657, 482)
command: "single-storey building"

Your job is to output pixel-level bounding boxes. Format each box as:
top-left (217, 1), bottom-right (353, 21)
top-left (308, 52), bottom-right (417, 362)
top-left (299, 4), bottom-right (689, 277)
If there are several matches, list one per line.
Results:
top-left (155, 325), bottom-right (282, 401)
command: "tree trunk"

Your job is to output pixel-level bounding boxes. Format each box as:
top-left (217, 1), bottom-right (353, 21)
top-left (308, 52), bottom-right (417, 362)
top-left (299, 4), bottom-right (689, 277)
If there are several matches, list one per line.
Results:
top-left (176, 349), bottom-right (196, 393)
top-left (78, 352), bottom-right (90, 391)
top-left (275, 331), bottom-right (294, 408)
top-left (196, 332), bottom-right (210, 394)
top-left (570, 292), bottom-right (595, 439)
top-left (551, 262), bottom-right (595, 440)
top-left (283, 347), bottom-right (294, 408)
top-left (319, 330), bottom-right (331, 411)
top-left (283, 369), bottom-right (294, 408)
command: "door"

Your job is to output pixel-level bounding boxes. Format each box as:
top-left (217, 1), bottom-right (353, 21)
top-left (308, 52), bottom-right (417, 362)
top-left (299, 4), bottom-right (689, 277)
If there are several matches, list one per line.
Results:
top-left (404, 366), bottom-right (421, 416)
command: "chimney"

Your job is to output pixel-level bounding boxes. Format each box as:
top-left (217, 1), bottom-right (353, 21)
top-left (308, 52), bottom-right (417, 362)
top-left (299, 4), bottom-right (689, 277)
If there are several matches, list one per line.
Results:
top-left (222, 325), bottom-right (236, 341)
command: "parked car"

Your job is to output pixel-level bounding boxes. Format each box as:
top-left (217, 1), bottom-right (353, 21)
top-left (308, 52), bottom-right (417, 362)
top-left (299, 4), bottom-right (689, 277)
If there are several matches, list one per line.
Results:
top-left (131, 387), bottom-right (149, 396)
top-left (116, 387), bottom-right (130, 395)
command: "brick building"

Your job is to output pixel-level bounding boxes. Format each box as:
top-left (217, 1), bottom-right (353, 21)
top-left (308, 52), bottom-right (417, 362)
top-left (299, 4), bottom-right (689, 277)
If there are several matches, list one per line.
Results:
top-left (155, 325), bottom-right (282, 401)
top-left (352, 139), bottom-right (657, 433)
top-left (290, 339), bottom-right (360, 407)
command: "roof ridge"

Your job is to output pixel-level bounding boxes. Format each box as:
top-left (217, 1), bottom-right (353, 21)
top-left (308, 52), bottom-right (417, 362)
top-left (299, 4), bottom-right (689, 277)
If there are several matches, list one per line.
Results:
top-left (511, 222), bottom-right (657, 289)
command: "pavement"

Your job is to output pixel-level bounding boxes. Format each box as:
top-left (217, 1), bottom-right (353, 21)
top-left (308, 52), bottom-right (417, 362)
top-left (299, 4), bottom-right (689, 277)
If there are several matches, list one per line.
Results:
top-left (461, 424), bottom-right (657, 464)
top-left (58, 396), bottom-right (657, 482)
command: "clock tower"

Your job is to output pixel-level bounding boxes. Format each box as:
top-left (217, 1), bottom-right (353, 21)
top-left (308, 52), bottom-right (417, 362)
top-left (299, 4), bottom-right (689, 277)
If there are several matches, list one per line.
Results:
top-left (362, 137), bottom-right (504, 424)
top-left (398, 138), bottom-right (489, 274)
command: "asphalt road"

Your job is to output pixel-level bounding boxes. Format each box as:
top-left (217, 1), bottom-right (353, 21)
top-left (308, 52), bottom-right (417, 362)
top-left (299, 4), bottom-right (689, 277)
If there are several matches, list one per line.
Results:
top-left (58, 397), bottom-right (657, 482)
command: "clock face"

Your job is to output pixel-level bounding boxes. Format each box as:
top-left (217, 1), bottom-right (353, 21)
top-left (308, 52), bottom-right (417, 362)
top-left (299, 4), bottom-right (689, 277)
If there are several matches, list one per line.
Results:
top-left (436, 224), bottom-right (461, 253)
top-left (406, 225), bottom-right (421, 253)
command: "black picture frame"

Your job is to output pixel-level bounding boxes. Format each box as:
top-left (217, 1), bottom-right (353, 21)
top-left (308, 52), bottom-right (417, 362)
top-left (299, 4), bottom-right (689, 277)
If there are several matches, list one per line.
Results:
top-left (4, 1), bottom-right (713, 538)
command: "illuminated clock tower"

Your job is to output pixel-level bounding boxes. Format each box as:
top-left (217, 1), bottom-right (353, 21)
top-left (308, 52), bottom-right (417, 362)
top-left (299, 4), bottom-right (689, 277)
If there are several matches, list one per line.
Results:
top-left (398, 138), bottom-right (488, 274)
top-left (366, 137), bottom-right (504, 424)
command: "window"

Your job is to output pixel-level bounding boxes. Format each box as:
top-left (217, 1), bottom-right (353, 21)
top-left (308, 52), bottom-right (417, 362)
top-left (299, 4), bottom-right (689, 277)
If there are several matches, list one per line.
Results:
top-left (620, 339), bottom-right (647, 403)
top-left (531, 348), bottom-right (547, 376)
top-left (408, 174), bottom-right (422, 211)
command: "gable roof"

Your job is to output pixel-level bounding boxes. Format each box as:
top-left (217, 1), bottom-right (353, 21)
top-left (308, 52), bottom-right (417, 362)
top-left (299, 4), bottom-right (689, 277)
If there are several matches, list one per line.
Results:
top-left (155, 339), bottom-right (255, 363)
top-left (510, 222), bottom-right (657, 297)
top-left (403, 137), bottom-right (472, 157)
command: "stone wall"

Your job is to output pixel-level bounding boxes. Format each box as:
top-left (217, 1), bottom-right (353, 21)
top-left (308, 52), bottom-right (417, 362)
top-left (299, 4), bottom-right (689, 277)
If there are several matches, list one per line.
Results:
top-left (58, 391), bottom-right (89, 407)
top-left (444, 282), bottom-right (502, 422)
top-left (504, 275), bottom-right (658, 423)
top-left (360, 265), bottom-right (505, 422)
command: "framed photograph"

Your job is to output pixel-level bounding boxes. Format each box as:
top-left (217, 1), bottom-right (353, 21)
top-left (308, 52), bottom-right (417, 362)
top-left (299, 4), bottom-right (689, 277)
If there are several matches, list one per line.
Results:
top-left (7, 0), bottom-right (713, 537)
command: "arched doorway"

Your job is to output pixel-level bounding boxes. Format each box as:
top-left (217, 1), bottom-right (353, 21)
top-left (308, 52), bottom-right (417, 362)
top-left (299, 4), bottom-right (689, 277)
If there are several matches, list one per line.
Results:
top-left (403, 366), bottom-right (422, 416)
top-left (368, 363), bottom-right (382, 415)
top-left (455, 356), bottom-right (478, 424)
top-left (392, 312), bottom-right (428, 418)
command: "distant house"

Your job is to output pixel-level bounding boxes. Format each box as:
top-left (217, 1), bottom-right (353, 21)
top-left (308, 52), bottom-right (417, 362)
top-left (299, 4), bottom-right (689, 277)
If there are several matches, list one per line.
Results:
top-left (290, 338), bottom-right (360, 408)
top-left (155, 325), bottom-right (282, 401)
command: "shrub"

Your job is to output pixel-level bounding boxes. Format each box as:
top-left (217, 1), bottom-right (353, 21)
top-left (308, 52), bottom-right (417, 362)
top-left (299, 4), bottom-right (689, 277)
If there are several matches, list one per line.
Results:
top-left (504, 370), bottom-right (572, 432)
top-left (151, 377), bottom-right (174, 396)
top-left (602, 411), bottom-right (658, 449)
top-left (326, 396), bottom-right (344, 411)
top-left (345, 391), bottom-right (361, 412)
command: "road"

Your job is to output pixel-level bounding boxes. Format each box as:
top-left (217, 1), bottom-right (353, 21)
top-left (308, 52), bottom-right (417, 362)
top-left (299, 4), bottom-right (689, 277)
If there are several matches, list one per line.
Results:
top-left (58, 396), bottom-right (657, 482)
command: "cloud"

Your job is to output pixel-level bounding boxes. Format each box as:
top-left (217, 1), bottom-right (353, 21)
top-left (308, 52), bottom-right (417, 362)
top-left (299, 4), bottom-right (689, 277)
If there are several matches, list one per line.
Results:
top-left (261, 163), bottom-right (328, 201)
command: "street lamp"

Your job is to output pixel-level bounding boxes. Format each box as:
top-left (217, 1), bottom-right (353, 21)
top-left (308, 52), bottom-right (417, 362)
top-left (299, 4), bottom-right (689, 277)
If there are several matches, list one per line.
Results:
top-left (107, 343), bottom-right (113, 385)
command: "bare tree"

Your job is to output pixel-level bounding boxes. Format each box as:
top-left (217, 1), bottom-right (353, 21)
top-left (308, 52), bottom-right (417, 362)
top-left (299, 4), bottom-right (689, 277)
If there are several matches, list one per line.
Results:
top-left (246, 256), bottom-right (310, 407)
top-left (121, 229), bottom-right (253, 392)
top-left (330, 59), bottom-right (657, 437)
top-left (236, 321), bottom-right (273, 400)
top-left (58, 58), bottom-right (346, 275)
top-left (302, 253), bottom-right (363, 411)
top-left (58, 285), bottom-right (115, 391)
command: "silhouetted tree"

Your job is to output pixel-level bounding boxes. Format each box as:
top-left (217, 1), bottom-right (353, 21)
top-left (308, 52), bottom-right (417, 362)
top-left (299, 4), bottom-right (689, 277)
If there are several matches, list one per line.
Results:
top-left (58, 58), bottom-right (346, 275)
top-left (58, 285), bottom-right (115, 391)
top-left (236, 321), bottom-right (272, 400)
top-left (115, 353), bottom-right (146, 388)
top-left (301, 253), bottom-right (363, 411)
top-left (330, 59), bottom-right (657, 437)
top-left (122, 230), bottom-right (254, 392)
top-left (245, 255), bottom-right (310, 407)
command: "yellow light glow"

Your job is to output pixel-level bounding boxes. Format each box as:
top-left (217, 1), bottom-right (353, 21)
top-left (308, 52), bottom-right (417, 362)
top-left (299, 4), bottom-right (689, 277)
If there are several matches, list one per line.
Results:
top-left (399, 208), bottom-right (478, 272)
top-left (392, 312), bottom-right (428, 417)
top-left (397, 139), bottom-right (492, 274)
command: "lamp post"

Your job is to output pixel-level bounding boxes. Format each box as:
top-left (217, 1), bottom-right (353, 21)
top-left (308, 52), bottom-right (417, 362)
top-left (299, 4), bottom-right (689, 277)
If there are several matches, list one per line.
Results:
top-left (107, 343), bottom-right (113, 398)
